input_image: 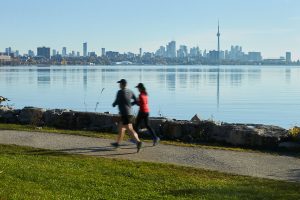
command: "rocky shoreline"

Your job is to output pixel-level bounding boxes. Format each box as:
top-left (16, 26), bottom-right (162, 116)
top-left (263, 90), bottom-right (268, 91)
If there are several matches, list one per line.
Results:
top-left (0, 106), bottom-right (299, 150)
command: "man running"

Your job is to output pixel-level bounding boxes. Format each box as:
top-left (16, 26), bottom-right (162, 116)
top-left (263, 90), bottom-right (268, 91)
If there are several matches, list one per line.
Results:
top-left (112, 79), bottom-right (143, 153)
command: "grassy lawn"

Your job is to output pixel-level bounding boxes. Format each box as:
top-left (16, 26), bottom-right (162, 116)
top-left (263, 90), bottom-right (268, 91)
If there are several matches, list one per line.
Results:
top-left (0, 145), bottom-right (300, 200)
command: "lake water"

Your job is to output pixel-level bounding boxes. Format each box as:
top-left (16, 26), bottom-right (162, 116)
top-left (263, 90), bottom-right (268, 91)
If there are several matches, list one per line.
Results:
top-left (0, 65), bottom-right (300, 128)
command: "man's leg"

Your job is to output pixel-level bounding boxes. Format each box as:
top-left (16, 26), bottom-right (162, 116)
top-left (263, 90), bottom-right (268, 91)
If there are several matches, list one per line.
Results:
top-left (116, 122), bottom-right (126, 144)
top-left (126, 123), bottom-right (143, 152)
top-left (125, 123), bottom-right (141, 142)
top-left (111, 122), bottom-right (125, 147)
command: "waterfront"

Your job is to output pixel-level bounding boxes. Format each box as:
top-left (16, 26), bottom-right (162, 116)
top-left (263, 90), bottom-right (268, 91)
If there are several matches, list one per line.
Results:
top-left (0, 65), bottom-right (299, 128)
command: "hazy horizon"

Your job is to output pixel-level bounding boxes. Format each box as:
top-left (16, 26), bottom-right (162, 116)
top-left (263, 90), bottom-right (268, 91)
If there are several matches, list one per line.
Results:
top-left (1, 0), bottom-right (300, 60)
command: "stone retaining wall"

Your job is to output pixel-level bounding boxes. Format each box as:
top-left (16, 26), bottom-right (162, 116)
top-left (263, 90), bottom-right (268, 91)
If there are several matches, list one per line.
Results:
top-left (0, 106), bottom-right (295, 149)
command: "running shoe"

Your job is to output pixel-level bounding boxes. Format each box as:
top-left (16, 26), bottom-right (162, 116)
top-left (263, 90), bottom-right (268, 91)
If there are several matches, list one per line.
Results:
top-left (137, 142), bottom-right (143, 153)
top-left (153, 137), bottom-right (160, 146)
top-left (111, 142), bottom-right (120, 148)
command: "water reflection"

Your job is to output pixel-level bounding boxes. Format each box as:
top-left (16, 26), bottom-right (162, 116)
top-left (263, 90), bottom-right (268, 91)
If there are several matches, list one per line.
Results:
top-left (0, 65), bottom-right (299, 128)
top-left (37, 68), bottom-right (50, 85)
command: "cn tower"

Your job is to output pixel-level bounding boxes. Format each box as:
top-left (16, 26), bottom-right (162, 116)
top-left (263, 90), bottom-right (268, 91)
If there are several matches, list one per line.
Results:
top-left (217, 21), bottom-right (221, 62)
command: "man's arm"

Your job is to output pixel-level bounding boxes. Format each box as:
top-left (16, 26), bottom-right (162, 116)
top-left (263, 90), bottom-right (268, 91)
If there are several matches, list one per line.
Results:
top-left (112, 91), bottom-right (120, 107)
top-left (131, 91), bottom-right (138, 106)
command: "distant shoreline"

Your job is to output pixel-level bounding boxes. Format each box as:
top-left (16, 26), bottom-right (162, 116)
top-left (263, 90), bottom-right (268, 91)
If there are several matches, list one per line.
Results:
top-left (1, 64), bottom-right (300, 67)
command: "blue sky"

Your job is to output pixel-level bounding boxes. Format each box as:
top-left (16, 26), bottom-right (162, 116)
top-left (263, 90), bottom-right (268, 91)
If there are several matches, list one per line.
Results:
top-left (1, 0), bottom-right (300, 59)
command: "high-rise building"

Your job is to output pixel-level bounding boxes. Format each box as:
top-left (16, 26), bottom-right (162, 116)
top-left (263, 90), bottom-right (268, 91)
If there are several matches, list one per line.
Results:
top-left (248, 52), bottom-right (262, 62)
top-left (77, 52), bottom-right (80, 57)
top-left (155, 46), bottom-right (166, 57)
top-left (28, 50), bottom-right (35, 57)
top-left (101, 48), bottom-right (106, 57)
top-left (5, 47), bottom-right (12, 55)
top-left (15, 50), bottom-right (19, 57)
top-left (286, 52), bottom-right (292, 63)
top-left (190, 47), bottom-right (200, 57)
top-left (139, 48), bottom-right (142, 57)
top-left (52, 49), bottom-right (57, 57)
top-left (88, 52), bottom-right (96, 57)
top-left (227, 45), bottom-right (244, 60)
top-left (83, 42), bottom-right (87, 57)
top-left (208, 50), bottom-right (219, 61)
top-left (166, 41), bottom-right (176, 58)
top-left (37, 47), bottom-right (50, 59)
top-left (177, 45), bottom-right (188, 58)
top-left (62, 47), bottom-right (67, 57)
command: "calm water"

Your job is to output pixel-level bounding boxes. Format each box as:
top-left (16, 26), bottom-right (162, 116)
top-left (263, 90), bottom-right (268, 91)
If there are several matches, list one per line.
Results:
top-left (1, 65), bottom-right (300, 128)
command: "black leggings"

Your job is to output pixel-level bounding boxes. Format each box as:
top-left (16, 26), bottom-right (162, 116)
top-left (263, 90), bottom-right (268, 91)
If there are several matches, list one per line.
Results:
top-left (135, 111), bottom-right (158, 139)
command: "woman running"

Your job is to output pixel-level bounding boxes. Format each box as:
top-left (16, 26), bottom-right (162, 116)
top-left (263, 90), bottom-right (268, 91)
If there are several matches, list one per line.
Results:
top-left (134, 83), bottom-right (160, 146)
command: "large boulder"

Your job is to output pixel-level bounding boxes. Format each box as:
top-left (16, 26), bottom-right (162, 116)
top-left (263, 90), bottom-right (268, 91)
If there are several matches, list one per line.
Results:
top-left (19, 107), bottom-right (45, 126)
top-left (89, 113), bottom-right (119, 132)
top-left (0, 106), bottom-right (20, 123)
top-left (278, 142), bottom-right (300, 150)
top-left (211, 124), bottom-right (289, 148)
top-left (43, 109), bottom-right (75, 129)
top-left (161, 120), bottom-right (185, 139)
top-left (148, 117), bottom-right (167, 135)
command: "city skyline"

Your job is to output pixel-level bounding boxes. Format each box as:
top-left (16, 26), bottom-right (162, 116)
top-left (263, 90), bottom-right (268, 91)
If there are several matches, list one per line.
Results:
top-left (1, 0), bottom-right (300, 59)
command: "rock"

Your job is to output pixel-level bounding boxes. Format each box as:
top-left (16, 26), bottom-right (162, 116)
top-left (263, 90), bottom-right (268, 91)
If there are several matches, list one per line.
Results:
top-left (0, 106), bottom-right (20, 123)
top-left (182, 134), bottom-right (194, 143)
top-left (19, 107), bottom-right (45, 125)
top-left (74, 112), bottom-right (93, 130)
top-left (191, 114), bottom-right (201, 123)
top-left (211, 123), bottom-right (289, 148)
top-left (161, 120), bottom-right (184, 139)
top-left (0, 106), bottom-right (293, 150)
top-left (148, 117), bottom-right (167, 135)
top-left (44, 109), bottom-right (75, 129)
top-left (279, 142), bottom-right (300, 150)
top-left (0, 105), bottom-right (13, 112)
top-left (89, 113), bottom-right (118, 132)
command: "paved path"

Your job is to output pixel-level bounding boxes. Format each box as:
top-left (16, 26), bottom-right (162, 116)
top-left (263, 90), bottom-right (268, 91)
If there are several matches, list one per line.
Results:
top-left (1, 130), bottom-right (300, 182)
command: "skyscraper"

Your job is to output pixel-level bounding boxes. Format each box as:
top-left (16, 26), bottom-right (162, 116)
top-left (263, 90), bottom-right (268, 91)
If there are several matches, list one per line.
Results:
top-left (286, 52), bottom-right (292, 63)
top-left (37, 47), bottom-right (51, 59)
top-left (62, 47), bottom-right (67, 57)
top-left (217, 21), bottom-right (221, 62)
top-left (83, 42), bottom-right (87, 57)
top-left (52, 49), bottom-right (57, 56)
top-left (5, 47), bottom-right (12, 55)
top-left (139, 48), bottom-right (142, 57)
top-left (177, 45), bottom-right (188, 58)
top-left (28, 50), bottom-right (35, 57)
top-left (166, 41), bottom-right (176, 58)
top-left (101, 48), bottom-right (106, 57)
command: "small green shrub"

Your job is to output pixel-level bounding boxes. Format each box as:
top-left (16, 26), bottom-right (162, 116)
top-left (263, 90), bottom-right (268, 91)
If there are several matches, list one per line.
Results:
top-left (289, 127), bottom-right (300, 140)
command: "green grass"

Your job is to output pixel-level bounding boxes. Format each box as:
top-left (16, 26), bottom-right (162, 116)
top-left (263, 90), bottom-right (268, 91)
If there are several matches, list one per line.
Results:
top-left (0, 144), bottom-right (299, 200)
top-left (0, 123), bottom-right (116, 139)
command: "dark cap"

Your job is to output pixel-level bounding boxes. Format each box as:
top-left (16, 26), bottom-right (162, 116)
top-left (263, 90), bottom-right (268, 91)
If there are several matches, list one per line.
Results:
top-left (135, 83), bottom-right (145, 89)
top-left (117, 79), bottom-right (127, 84)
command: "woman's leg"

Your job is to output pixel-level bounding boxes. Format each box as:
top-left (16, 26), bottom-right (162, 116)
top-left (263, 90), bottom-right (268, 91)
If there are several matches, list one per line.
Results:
top-left (134, 111), bottom-right (143, 134)
top-left (143, 113), bottom-right (158, 139)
